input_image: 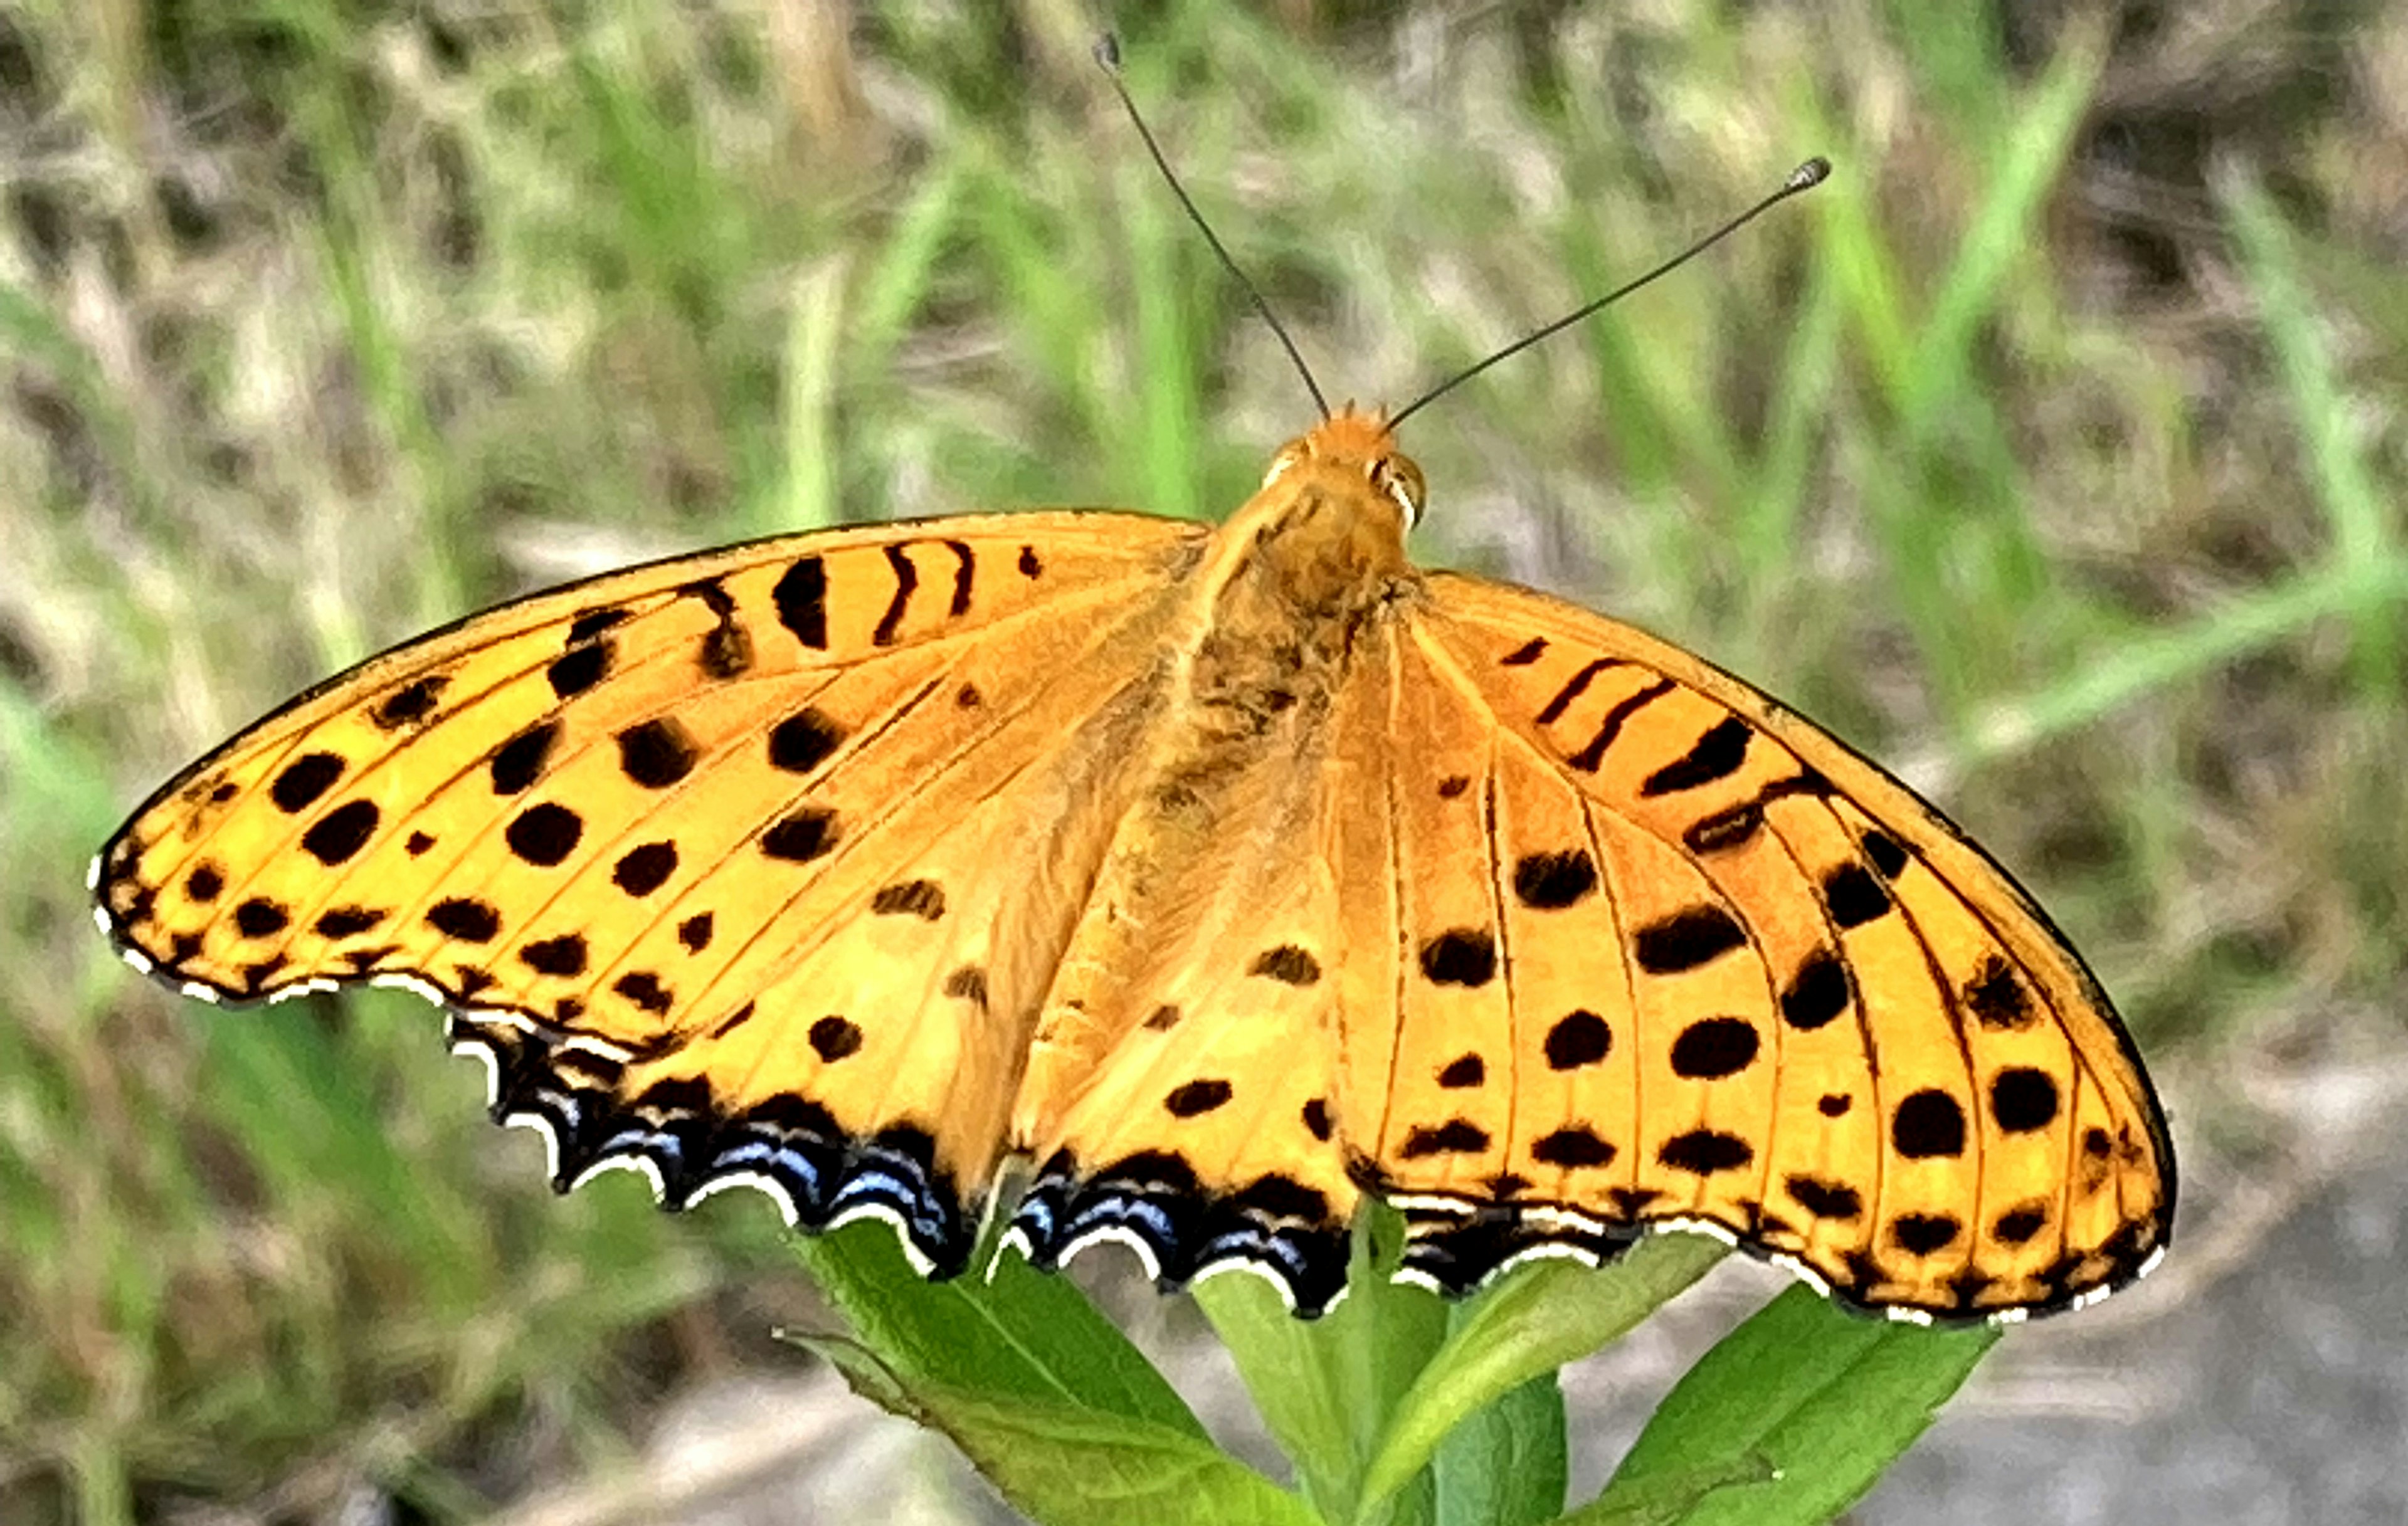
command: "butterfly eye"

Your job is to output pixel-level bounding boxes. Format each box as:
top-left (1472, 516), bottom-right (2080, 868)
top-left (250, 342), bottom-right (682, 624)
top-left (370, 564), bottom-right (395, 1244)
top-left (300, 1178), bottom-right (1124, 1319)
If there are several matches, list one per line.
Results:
top-left (1370, 456), bottom-right (1425, 526)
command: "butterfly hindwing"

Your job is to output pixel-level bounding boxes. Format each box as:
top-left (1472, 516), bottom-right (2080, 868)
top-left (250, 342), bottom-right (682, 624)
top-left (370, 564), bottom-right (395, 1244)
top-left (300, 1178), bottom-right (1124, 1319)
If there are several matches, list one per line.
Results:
top-left (95, 512), bottom-right (1208, 1270)
top-left (1375, 573), bottom-right (2174, 1320)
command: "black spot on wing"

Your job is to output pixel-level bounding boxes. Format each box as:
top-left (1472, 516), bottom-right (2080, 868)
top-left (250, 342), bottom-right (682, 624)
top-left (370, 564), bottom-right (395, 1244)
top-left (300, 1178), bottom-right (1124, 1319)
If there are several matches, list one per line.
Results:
top-left (1511, 849), bottom-right (1597, 910)
top-left (944, 966), bottom-right (989, 1007)
top-left (617, 718), bottom-right (699, 789)
top-left (1544, 1009), bottom-right (1611, 1069)
top-left (519, 934), bottom-right (588, 977)
top-left (300, 799), bottom-right (379, 866)
top-left (1633, 905), bottom-right (1746, 974)
top-left (810, 1015), bottom-right (864, 1061)
top-left (761, 809), bottom-right (838, 863)
top-left (1418, 928), bottom-right (1497, 987)
top-left (871, 879), bottom-right (946, 920)
top-left (1249, 944), bottom-right (1322, 985)
top-left (768, 707), bottom-right (846, 773)
top-left (1657, 1129), bottom-right (1753, 1175)
top-left (1668, 1016), bottom-right (1760, 1079)
top-left (233, 898), bottom-right (288, 938)
top-left (1890, 1213), bottom-right (1962, 1256)
top-left (774, 555), bottom-right (828, 649)
top-left (1990, 1067), bottom-right (2061, 1133)
top-left (1779, 949), bottom-right (1851, 1030)
top-left (1682, 800), bottom-right (1764, 854)
top-left (1530, 1126), bottom-right (1615, 1168)
top-left (371, 674), bottom-right (448, 730)
top-left (1400, 1120), bottom-right (1491, 1158)
top-left (613, 841), bottom-right (677, 897)
top-left (1822, 862), bottom-right (1892, 927)
top-left (505, 804), bottom-right (583, 866)
top-left (312, 906), bottom-right (386, 939)
top-left (1992, 1204), bottom-right (2048, 1244)
top-left (1785, 1174), bottom-right (1862, 1220)
top-left (270, 752), bottom-right (345, 813)
top-left (547, 643), bottom-right (610, 699)
top-left (613, 971), bottom-right (673, 1015)
top-left (1164, 1079), bottom-right (1233, 1117)
top-left (490, 719), bottom-right (559, 795)
top-left (567, 607), bottom-right (630, 645)
top-left (685, 578), bottom-right (753, 678)
top-left (428, 898), bottom-right (501, 942)
top-left (1892, 1090), bottom-right (1967, 1159)
top-left (1965, 955), bottom-right (2035, 1030)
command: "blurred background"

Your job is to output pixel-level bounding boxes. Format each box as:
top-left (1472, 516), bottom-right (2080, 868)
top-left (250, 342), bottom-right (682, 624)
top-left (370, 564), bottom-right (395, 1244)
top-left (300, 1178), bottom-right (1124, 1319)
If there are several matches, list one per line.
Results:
top-left (4, 1), bottom-right (2404, 1522)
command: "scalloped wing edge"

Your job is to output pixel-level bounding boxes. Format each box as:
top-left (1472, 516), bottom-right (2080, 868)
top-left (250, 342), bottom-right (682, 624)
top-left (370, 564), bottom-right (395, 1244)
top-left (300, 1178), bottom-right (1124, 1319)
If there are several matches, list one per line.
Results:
top-left (93, 889), bottom-right (2165, 1325)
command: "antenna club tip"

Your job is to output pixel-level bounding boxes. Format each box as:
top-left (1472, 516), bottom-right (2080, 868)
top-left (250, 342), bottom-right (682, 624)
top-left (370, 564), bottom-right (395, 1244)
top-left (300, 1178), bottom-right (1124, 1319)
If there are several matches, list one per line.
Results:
top-left (1788, 157), bottom-right (1832, 192)
top-left (1092, 32), bottom-right (1122, 72)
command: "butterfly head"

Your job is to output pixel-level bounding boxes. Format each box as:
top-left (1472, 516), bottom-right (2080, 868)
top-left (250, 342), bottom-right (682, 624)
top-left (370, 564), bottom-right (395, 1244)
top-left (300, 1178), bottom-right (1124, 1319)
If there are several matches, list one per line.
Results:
top-left (1264, 407), bottom-right (1426, 531)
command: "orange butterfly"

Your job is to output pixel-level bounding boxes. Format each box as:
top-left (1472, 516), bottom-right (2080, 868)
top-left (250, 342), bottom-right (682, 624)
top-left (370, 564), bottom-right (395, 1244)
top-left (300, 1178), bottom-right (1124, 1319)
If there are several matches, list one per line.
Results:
top-left (90, 131), bottom-right (2172, 1326)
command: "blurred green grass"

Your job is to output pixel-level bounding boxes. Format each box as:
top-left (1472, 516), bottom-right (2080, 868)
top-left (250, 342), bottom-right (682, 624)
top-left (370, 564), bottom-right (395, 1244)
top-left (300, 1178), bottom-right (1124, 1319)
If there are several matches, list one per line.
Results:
top-left (3, 1), bottom-right (2404, 1520)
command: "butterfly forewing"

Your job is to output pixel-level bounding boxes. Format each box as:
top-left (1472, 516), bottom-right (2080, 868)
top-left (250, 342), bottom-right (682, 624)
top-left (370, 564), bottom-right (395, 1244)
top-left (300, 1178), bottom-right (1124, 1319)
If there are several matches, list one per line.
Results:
top-left (1402, 572), bottom-right (2173, 1319)
top-left (95, 512), bottom-right (1207, 1267)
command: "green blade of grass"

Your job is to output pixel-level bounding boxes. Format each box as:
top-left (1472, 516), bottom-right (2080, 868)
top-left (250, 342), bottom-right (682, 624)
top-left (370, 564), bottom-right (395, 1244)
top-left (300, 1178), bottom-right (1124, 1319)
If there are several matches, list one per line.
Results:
top-left (2222, 164), bottom-right (2402, 694)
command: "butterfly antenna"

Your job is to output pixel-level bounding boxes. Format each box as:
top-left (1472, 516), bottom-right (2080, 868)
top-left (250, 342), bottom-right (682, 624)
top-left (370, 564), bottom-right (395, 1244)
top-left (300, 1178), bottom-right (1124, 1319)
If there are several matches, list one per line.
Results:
top-left (1388, 157), bottom-right (1830, 431)
top-left (1093, 33), bottom-right (1331, 420)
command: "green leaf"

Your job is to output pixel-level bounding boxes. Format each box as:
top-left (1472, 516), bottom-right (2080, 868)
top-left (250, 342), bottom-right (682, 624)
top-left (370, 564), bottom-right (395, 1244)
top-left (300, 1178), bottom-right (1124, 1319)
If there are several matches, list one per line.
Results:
top-left (1196, 1208), bottom-right (1447, 1526)
top-left (806, 1337), bottom-right (1321, 1526)
top-left (1356, 1234), bottom-right (1726, 1518)
top-left (1551, 1455), bottom-right (1780, 1526)
top-left (1430, 1364), bottom-right (1565, 1526)
top-left (790, 1217), bottom-right (1204, 1437)
top-left (1593, 1286), bottom-right (1998, 1525)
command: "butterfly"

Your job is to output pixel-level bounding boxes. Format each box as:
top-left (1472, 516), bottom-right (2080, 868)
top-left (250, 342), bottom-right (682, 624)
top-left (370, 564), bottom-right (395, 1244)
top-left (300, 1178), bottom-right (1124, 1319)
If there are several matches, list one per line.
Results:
top-left (90, 382), bottom-right (2174, 1326)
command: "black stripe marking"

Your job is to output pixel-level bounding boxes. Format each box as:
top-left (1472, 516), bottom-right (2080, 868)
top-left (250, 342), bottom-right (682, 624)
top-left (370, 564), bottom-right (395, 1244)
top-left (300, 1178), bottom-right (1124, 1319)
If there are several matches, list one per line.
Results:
top-left (1569, 676), bottom-right (1677, 772)
top-left (1642, 715), bottom-right (1752, 796)
top-left (874, 543), bottom-right (918, 646)
top-left (1534, 658), bottom-right (1614, 725)
top-left (944, 539), bottom-right (974, 618)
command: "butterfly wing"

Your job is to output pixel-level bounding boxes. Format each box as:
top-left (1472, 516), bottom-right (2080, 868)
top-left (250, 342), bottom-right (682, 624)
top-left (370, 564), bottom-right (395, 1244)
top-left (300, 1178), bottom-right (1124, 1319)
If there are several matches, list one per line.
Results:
top-left (1000, 744), bottom-right (1363, 1315)
top-left (95, 512), bottom-right (1208, 1273)
top-left (1337, 572), bottom-right (2173, 1323)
